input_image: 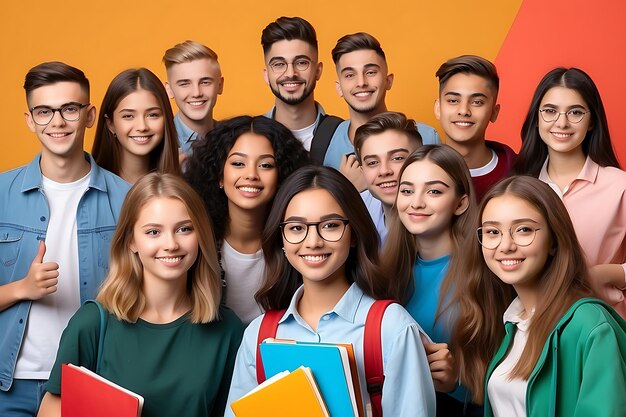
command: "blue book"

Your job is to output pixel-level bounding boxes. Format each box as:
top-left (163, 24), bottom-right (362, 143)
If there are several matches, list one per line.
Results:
top-left (260, 340), bottom-right (362, 417)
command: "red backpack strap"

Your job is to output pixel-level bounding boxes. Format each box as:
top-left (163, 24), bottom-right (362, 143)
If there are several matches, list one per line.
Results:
top-left (364, 300), bottom-right (397, 417)
top-left (256, 309), bottom-right (286, 384)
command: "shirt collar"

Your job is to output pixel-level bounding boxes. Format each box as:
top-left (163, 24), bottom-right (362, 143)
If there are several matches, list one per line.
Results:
top-left (267, 101), bottom-right (326, 120)
top-left (174, 113), bottom-right (198, 143)
top-left (21, 152), bottom-right (109, 193)
top-left (503, 297), bottom-right (533, 331)
top-left (280, 282), bottom-right (364, 325)
top-left (539, 155), bottom-right (599, 186)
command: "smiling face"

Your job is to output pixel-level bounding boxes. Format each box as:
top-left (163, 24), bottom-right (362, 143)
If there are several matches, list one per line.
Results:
top-left (335, 49), bottom-right (393, 115)
top-left (481, 195), bottom-right (552, 294)
top-left (26, 81), bottom-right (95, 161)
top-left (221, 132), bottom-right (278, 212)
top-left (130, 196), bottom-right (199, 286)
top-left (165, 58), bottom-right (223, 126)
top-left (263, 39), bottom-right (322, 106)
top-left (434, 73), bottom-right (499, 145)
top-left (396, 159), bottom-right (468, 240)
top-left (538, 86), bottom-right (592, 159)
top-left (106, 89), bottom-right (165, 159)
top-left (359, 130), bottom-right (417, 207)
top-left (282, 188), bottom-right (351, 285)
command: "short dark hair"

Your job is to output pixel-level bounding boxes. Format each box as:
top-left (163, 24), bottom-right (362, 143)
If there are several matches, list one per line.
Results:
top-left (332, 32), bottom-right (385, 65)
top-left (24, 61), bottom-right (90, 100)
top-left (261, 16), bottom-right (318, 55)
top-left (435, 55), bottom-right (499, 93)
top-left (354, 112), bottom-right (422, 163)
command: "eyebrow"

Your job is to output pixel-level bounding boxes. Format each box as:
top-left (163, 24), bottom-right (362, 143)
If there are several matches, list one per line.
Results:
top-left (399, 180), bottom-right (451, 188)
top-left (140, 220), bottom-right (193, 228)
top-left (268, 55), bottom-right (312, 64)
top-left (118, 106), bottom-right (162, 113)
top-left (340, 63), bottom-right (381, 74)
top-left (363, 148), bottom-right (410, 161)
top-left (540, 103), bottom-right (587, 110)
top-left (444, 92), bottom-right (488, 99)
top-left (227, 152), bottom-right (276, 160)
top-left (284, 213), bottom-right (345, 222)
top-left (481, 218), bottom-right (541, 226)
top-left (30, 101), bottom-right (83, 109)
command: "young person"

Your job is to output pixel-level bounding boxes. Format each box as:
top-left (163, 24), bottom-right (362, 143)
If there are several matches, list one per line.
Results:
top-left (434, 55), bottom-right (516, 201)
top-left (449, 175), bottom-right (626, 416)
top-left (0, 62), bottom-right (129, 416)
top-left (184, 116), bottom-right (309, 324)
top-left (353, 111), bottom-right (423, 242)
top-left (261, 16), bottom-right (342, 159)
top-left (329, 32), bottom-right (440, 190)
top-left (37, 173), bottom-right (244, 417)
top-left (224, 166), bottom-right (436, 417)
top-left (513, 67), bottom-right (626, 318)
top-left (92, 68), bottom-right (179, 184)
top-left (163, 40), bottom-right (223, 157)
top-left (381, 145), bottom-right (481, 416)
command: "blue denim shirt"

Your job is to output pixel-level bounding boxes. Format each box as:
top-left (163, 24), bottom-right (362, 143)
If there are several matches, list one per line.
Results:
top-left (0, 153), bottom-right (129, 390)
top-left (174, 113), bottom-right (199, 156)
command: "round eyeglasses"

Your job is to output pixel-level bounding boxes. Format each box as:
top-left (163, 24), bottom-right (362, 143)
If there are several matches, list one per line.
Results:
top-left (280, 219), bottom-right (349, 244)
top-left (269, 59), bottom-right (312, 74)
top-left (538, 108), bottom-right (590, 124)
top-left (29, 102), bottom-right (89, 126)
top-left (476, 225), bottom-right (542, 250)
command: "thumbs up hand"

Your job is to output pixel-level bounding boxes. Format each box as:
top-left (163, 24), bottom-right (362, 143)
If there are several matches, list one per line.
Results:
top-left (19, 241), bottom-right (59, 300)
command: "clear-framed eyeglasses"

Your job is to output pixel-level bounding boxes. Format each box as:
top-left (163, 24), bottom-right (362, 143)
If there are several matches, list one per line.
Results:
top-left (29, 102), bottom-right (89, 126)
top-left (280, 218), bottom-right (349, 244)
top-left (269, 59), bottom-right (312, 74)
top-left (476, 225), bottom-right (542, 250)
top-left (538, 108), bottom-right (590, 124)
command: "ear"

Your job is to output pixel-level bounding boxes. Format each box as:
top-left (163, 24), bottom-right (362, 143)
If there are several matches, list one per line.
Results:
top-left (490, 103), bottom-right (501, 123)
top-left (217, 77), bottom-right (224, 95)
top-left (434, 98), bottom-right (441, 121)
top-left (335, 80), bottom-right (344, 98)
top-left (454, 194), bottom-right (470, 216)
top-left (385, 73), bottom-right (394, 91)
top-left (263, 68), bottom-right (269, 86)
top-left (315, 61), bottom-right (323, 81)
top-left (25, 110), bottom-right (37, 133)
top-left (164, 81), bottom-right (175, 99)
top-left (105, 114), bottom-right (116, 135)
top-left (85, 105), bottom-right (97, 128)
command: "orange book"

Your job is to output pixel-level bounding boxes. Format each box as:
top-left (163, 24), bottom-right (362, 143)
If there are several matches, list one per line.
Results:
top-left (231, 366), bottom-right (329, 417)
top-left (61, 363), bottom-right (143, 417)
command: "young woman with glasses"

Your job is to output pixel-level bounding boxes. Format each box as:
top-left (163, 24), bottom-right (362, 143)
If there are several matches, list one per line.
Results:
top-left (448, 175), bottom-right (626, 417)
top-left (183, 116), bottom-right (308, 325)
top-left (224, 166), bottom-right (435, 417)
top-left (513, 68), bottom-right (626, 318)
top-left (381, 145), bottom-right (481, 417)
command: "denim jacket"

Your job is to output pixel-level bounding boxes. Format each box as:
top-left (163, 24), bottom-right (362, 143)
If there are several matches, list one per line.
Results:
top-left (0, 153), bottom-right (129, 390)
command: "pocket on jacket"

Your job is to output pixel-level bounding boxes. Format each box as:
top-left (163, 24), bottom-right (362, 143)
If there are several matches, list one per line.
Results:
top-left (0, 227), bottom-right (24, 268)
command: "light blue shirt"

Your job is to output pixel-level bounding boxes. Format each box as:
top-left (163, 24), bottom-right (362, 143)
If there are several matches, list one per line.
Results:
top-left (174, 113), bottom-right (199, 156)
top-left (0, 153), bottom-right (129, 390)
top-left (323, 120), bottom-right (442, 169)
top-left (360, 189), bottom-right (388, 244)
top-left (225, 283), bottom-right (435, 417)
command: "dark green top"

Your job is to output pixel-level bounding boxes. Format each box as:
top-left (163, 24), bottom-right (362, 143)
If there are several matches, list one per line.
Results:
top-left (46, 302), bottom-right (244, 417)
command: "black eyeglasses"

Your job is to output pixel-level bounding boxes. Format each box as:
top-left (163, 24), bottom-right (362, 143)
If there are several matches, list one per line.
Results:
top-left (280, 219), bottom-right (349, 244)
top-left (268, 59), bottom-right (312, 74)
top-left (29, 102), bottom-right (89, 126)
top-left (538, 108), bottom-right (590, 124)
top-left (477, 225), bottom-right (542, 250)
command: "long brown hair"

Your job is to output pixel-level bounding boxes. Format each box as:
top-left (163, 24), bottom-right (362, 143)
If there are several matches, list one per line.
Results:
top-left (256, 166), bottom-right (386, 311)
top-left (381, 145), bottom-right (476, 304)
top-left (97, 173), bottom-right (221, 323)
top-left (450, 176), bottom-right (592, 403)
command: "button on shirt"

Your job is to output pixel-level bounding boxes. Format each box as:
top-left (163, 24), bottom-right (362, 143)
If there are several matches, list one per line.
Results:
top-left (224, 283), bottom-right (435, 417)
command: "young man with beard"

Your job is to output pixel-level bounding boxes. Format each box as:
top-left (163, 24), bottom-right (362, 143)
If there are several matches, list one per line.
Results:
top-left (261, 16), bottom-right (341, 161)
top-left (328, 33), bottom-right (440, 190)
top-left (163, 40), bottom-right (223, 157)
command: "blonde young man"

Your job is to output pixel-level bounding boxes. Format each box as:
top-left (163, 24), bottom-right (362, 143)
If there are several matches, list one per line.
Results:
top-left (163, 41), bottom-right (223, 156)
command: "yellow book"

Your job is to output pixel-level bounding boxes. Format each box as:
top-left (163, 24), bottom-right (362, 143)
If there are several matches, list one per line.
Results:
top-left (231, 366), bottom-right (329, 417)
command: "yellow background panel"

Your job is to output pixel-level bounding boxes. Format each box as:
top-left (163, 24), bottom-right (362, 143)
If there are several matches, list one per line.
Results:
top-left (0, 0), bottom-right (521, 171)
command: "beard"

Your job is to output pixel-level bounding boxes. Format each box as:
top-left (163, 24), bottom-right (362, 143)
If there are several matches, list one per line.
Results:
top-left (270, 76), bottom-right (316, 105)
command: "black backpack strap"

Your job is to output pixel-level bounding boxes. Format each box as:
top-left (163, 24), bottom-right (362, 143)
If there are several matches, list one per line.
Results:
top-left (310, 115), bottom-right (343, 165)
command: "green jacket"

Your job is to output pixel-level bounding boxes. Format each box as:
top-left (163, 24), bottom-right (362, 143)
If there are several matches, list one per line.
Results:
top-left (484, 298), bottom-right (626, 417)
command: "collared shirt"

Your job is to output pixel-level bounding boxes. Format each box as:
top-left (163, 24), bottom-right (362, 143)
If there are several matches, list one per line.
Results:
top-left (323, 120), bottom-right (442, 169)
top-left (0, 153), bottom-right (129, 390)
top-left (539, 156), bottom-right (626, 315)
top-left (225, 283), bottom-right (435, 417)
top-left (360, 189), bottom-right (388, 244)
top-left (174, 113), bottom-right (200, 156)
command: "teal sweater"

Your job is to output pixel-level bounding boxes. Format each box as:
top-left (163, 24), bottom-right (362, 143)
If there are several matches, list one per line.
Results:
top-left (484, 298), bottom-right (626, 417)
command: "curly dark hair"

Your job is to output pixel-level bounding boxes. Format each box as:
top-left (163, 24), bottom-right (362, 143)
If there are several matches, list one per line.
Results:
top-left (183, 115), bottom-right (310, 243)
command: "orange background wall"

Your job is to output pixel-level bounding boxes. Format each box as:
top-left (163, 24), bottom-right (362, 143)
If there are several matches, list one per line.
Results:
top-left (1, 0), bottom-right (624, 172)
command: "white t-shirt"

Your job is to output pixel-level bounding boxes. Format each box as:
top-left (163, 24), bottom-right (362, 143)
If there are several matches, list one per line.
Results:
top-left (290, 120), bottom-right (317, 152)
top-left (470, 149), bottom-right (498, 177)
top-left (487, 297), bottom-right (531, 417)
top-left (14, 173), bottom-right (90, 379)
top-left (221, 240), bottom-right (265, 325)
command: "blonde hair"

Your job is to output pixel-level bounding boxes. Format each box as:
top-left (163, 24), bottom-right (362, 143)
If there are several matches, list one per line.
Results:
top-left (162, 40), bottom-right (219, 69)
top-left (97, 173), bottom-right (222, 323)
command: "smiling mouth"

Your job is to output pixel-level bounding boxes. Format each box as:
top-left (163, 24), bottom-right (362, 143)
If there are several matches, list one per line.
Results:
top-left (157, 256), bottom-right (183, 263)
top-left (237, 186), bottom-right (262, 193)
top-left (453, 121), bottom-right (474, 127)
top-left (500, 259), bottom-right (523, 266)
top-left (187, 100), bottom-right (207, 107)
top-left (301, 254), bottom-right (330, 262)
top-left (353, 91), bottom-right (374, 97)
top-left (48, 132), bottom-right (71, 138)
top-left (378, 181), bottom-right (397, 189)
top-left (551, 132), bottom-right (573, 138)
top-left (129, 135), bottom-right (152, 144)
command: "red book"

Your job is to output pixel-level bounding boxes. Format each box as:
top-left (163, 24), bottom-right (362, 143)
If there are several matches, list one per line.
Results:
top-left (61, 363), bottom-right (144, 417)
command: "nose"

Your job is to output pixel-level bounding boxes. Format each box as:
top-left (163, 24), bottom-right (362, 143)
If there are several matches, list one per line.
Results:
top-left (191, 83), bottom-right (201, 97)
top-left (164, 232), bottom-right (180, 251)
top-left (304, 224), bottom-right (324, 248)
top-left (554, 112), bottom-right (569, 128)
top-left (136, 116), bottom-right (148, 131)
top-left (379, 160), bottom-right (393, 177)
top-left (498, 230), bottom-right (517, 252)
top-left (244, 165), bottom-right (259, 180)
top-left (457, 99), bottom-right (471, 117)
top-left (410, 192), bottom-right (425, 209)
top-left (49, 109), bottom-right (66, 127)
top-left (283, 63), bottom-right (296, 78)
top-left (356, 72), bottom-right (368, 87)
